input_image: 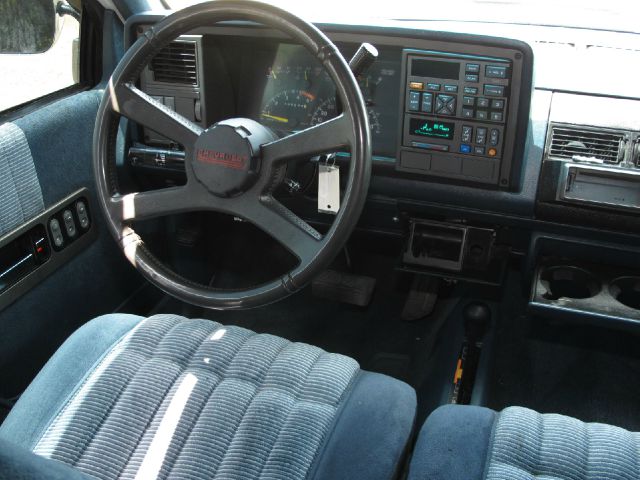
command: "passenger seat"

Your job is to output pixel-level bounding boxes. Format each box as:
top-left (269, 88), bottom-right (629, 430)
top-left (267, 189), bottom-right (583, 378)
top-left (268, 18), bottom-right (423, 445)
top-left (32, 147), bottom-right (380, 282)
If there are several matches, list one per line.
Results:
top-left (408, 404), bottom-right (640, 479)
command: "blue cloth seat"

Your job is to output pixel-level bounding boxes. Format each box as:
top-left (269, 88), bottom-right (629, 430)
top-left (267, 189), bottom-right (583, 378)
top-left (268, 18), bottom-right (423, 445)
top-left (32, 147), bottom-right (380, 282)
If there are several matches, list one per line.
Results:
top-left (0, 314), bottom-right (416, 480)
top-left (408, 404), bottom-right (640, 480)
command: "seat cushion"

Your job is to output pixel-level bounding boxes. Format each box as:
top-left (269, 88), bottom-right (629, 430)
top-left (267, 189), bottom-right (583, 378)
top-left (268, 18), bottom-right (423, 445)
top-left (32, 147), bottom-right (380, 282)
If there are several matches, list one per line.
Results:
top-left (0, 314), bottom-right (416, 480)
top-left (409, 405), bottom-right (640, 480)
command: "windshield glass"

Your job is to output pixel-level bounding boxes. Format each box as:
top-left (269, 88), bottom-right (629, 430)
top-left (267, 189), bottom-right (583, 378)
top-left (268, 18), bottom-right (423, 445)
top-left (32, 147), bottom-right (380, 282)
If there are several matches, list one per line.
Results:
top-left (164, 0), bottom-right (638, 34)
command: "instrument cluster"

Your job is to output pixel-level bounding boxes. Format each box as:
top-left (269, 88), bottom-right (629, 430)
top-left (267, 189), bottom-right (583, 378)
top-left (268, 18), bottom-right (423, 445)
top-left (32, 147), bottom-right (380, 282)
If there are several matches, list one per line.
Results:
top-left (256, 43), bottom-right (400, 157)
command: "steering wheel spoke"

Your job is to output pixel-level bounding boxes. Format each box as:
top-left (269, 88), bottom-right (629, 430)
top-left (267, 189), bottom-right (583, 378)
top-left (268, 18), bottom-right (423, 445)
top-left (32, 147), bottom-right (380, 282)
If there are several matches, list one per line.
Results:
top-left (262, 113), bottom-right (352, 165)
top-left (237, 196), bottom-right (323, 264)
top-left (109, 184), bottom-right (210, 222)
top-left (110, 81), bottom-right (203, 149)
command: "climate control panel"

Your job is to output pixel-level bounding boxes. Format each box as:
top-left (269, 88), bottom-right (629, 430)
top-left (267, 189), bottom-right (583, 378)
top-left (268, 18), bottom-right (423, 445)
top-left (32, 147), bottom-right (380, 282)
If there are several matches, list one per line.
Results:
top-left (397, 45), bottom-right (532, 189)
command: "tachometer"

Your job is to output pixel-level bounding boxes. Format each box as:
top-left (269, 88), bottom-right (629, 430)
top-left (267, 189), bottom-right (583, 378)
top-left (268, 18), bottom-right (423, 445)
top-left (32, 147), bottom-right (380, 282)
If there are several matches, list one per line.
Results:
top-left (260, 89), bottom-right (316, 131)
top-left (310, 97), bottom-right (381, 135)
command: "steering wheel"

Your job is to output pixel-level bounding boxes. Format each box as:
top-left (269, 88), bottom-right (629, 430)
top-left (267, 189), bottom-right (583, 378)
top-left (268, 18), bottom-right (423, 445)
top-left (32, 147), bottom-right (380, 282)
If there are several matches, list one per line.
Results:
top-left (93, 0), bottom-right (371, 309)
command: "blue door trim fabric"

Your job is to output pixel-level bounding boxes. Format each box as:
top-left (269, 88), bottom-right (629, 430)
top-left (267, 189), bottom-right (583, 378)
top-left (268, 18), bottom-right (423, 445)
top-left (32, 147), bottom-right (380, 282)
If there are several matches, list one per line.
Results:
top-left (0, 122), bottom-right (44, 237)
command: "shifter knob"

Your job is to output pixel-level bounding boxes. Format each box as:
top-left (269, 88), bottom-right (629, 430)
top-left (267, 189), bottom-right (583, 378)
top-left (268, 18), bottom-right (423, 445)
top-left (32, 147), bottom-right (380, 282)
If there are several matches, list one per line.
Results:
top-left (463, 302), bottom-right (491, 339)
top-left (349, 43), bottom-right (378, 77)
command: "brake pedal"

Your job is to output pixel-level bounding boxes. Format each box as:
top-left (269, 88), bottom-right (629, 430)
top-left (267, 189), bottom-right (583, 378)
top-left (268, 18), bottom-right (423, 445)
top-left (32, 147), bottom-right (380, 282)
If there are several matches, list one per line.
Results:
top-left (312, 269), bottom-right (376, 307)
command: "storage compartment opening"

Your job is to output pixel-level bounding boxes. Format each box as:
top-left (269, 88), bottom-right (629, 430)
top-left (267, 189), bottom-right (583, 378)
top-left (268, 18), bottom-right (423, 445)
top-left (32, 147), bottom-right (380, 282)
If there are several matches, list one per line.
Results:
top-left (404, 221), bottom-right (467, 271)
top-left (540, 266), bottom-right (601, 300)
top-left (411, 224), bottom-right (464, 262)
top-left (610, 277), bottom-right (640, 311)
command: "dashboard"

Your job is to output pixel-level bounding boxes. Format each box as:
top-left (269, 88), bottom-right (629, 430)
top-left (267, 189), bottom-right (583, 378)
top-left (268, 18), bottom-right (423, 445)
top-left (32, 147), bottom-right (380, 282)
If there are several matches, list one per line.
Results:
top-left (125, 15), bottom-right (640, 240)
top-left (133, 24), bottom-right (532, 191)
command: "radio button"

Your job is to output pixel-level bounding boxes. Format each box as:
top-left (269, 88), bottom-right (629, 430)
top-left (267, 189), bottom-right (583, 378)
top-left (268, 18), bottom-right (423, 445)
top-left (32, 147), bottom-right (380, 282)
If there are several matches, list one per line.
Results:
top-left (435, 94), bottom-right (456, 115)
top-left (426, 83), bottom-right (441, 91)
top-left (460, 144), bottom-right (472, 154)
top-left (491, 99), bottom-right (505, 109)
top-left (463, 96), bottom-right (475, 106)
top-left (463, 86), bottom-right (478, 95)
top-left (444, 84), bottom-right (458, 93)
top-left (485, 65), bottom-right (508, 78)
top-left (408, 91), bottom-right (420, 111)
top-left (465, 74), bottom-right (479, 83)
top-left (490, 111), bottom-right (504, 122)
top-left (477, 97), bottom-right (490, 108)
top-left (475, 127), bottom-right (487, 145)
top-left (421, 93), bottom-right (433, 113)
top-left (484, 84), bottom-right (505, 96)
top-left (476, 110), bottom-right (489, 121)
top-left (474, 146), bottom-right (486, 155)
top-left (465, 63), bottom-right (480, 73)
top-left (462, 125), bottom-right (473, 143)
top-left (462, 108), bottom-right (474, 119)
top-left (490, 129), bottom-right (500, 146)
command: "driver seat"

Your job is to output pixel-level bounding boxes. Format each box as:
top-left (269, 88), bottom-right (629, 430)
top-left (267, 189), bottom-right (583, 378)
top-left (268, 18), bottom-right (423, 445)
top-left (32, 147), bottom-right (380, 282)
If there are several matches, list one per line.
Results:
top-left (0, 314), bottom-right (416, 479)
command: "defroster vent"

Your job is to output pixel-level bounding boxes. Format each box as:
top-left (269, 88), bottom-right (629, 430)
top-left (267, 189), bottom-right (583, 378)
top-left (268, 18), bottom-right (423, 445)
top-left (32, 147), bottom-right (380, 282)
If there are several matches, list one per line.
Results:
top-left (548, 124), bottom-right (625, 164)
top-left (150, 40), bottom-right (198, 86)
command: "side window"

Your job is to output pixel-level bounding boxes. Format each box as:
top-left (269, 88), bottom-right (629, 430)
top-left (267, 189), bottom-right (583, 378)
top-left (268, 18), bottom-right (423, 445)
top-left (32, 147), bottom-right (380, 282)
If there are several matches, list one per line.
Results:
top-left (0, 0), bottom-right (82, 112)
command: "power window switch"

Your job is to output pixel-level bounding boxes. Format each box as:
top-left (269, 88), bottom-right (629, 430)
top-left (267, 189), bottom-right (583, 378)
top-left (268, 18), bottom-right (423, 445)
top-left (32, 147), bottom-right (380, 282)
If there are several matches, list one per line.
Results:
top-left (76, 201), bottom-right (90, 230)
top-left (49, 219), bottom-right (64, 249)
top-left (62, 210), bottom-right (77, 238)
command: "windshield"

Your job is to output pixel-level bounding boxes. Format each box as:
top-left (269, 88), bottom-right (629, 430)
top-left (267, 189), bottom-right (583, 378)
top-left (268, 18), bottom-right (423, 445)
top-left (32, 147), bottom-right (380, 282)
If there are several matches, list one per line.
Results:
top-left (164, 0), bottom-right (639, 34)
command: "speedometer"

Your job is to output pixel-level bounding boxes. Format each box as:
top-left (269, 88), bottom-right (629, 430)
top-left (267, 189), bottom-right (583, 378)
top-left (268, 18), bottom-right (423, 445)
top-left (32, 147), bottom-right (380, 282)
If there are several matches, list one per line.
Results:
top-left (310, 97), bottom-right (381, 135)
top-left (260, 89), bottom-right (316, 131)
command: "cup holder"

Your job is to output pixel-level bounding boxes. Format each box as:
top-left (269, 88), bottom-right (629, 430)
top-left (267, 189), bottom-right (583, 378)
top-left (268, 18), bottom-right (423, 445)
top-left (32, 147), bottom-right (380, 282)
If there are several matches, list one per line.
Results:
top-left (609, 277), bottom-right (640, 311)
top-left (540, 266), bottom-right (601, 300)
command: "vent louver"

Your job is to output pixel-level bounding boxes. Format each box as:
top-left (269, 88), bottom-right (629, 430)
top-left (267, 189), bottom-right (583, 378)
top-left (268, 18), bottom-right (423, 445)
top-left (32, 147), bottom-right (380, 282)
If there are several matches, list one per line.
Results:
top-left (549, 124), bottom-right (625, 164)
top-left (150, 40), bottom-right (198, 85)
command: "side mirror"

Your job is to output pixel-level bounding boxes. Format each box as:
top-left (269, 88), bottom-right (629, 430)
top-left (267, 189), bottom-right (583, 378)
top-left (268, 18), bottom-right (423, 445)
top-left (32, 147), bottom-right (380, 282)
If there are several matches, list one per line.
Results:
top-left (0, 0), bottom-right (64, 54)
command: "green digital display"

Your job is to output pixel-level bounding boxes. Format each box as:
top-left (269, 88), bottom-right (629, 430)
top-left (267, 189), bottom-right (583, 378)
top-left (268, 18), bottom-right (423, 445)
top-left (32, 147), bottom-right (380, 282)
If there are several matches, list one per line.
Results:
top-left (410, 118), bottom-right (455, 140)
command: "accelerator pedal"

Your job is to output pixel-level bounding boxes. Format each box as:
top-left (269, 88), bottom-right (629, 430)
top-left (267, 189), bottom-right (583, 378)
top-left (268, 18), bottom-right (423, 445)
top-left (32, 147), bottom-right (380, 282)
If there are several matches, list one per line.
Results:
top-left (312, 269), bottom-right (376, 307)
top-left (401, 275), bottom-right (439, 321)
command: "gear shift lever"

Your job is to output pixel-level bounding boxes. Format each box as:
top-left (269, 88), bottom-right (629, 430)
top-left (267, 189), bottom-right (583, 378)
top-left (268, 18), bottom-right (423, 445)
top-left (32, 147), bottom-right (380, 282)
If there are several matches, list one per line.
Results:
top-left (451, 302), bottom-right (491, 404)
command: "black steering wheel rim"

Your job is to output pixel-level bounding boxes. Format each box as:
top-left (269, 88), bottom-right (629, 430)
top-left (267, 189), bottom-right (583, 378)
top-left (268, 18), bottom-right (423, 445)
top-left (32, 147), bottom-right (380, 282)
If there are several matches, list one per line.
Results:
top-left (93, 0), bottom-right (371, 310)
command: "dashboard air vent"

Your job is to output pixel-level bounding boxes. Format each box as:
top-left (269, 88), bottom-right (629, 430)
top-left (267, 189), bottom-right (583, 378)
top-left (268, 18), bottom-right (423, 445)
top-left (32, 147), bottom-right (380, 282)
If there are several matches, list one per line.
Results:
top-left (150, 40), bottom-right (198, 86)
top-left (548, 124), bottom-right (625, 164)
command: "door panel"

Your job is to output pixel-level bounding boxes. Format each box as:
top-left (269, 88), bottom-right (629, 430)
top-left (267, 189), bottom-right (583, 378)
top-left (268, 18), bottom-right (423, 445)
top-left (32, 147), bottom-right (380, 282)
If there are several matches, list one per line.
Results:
top-left (0, 90), bottom-right (144, 399)
top-left (0, 123), bottom-right (45, 237)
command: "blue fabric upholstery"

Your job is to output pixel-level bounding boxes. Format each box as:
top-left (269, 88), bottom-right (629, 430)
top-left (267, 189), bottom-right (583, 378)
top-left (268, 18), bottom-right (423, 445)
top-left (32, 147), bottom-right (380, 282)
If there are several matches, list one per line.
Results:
top-left (0, 314), bottom-right (143, 450)
top-left (309, 370), bottom-right (417, 480)
top-left (0, 122), bottom-right (44, 237)
top-left (485, 406), bottom-right (640, 480)
top-left (0, 438), bottom-right (92, 480)
top-left (408, 405), bottom-right (496, 480)
top-left (0, 314), bottom-right (416, 480)
top-left (410, 404), bottom-right (640, 480)
top-left (13, 90), bottom-right (101, 207)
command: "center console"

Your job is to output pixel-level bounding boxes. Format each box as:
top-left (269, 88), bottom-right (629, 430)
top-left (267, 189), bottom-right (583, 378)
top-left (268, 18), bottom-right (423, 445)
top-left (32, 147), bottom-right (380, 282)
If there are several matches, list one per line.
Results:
top-left (397, 41), bottom-right (533, 190)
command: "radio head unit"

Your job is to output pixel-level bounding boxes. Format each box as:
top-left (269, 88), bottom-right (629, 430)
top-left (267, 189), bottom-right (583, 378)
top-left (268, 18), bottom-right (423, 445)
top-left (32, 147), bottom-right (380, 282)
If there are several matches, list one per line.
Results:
top-left (397, 41), bottom-right (533, 190)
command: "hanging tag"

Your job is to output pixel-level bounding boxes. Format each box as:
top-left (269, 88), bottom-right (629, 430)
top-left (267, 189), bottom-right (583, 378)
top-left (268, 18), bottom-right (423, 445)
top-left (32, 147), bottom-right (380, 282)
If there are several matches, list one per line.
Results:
top-left (318, 164), bottom-right (340, 214)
